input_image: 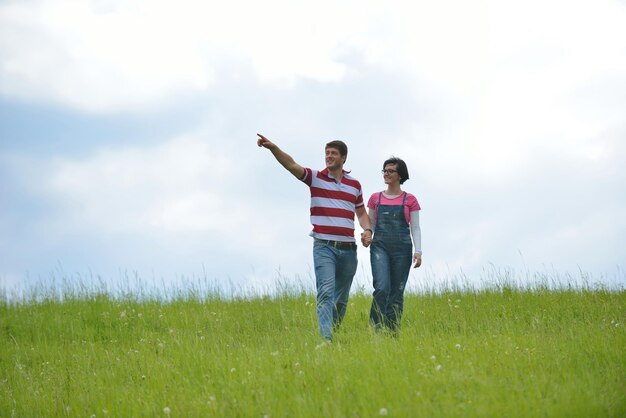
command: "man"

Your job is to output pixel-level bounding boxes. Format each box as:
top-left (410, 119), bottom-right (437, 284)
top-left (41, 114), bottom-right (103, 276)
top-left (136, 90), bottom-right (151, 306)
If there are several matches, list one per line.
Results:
top-left (257, 133), bottom-right (372, 342)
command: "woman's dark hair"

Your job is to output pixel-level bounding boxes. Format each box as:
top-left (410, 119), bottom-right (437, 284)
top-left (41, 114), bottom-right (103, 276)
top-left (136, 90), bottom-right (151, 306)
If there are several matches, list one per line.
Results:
top-left (383, 156), bottom-right (409, 184)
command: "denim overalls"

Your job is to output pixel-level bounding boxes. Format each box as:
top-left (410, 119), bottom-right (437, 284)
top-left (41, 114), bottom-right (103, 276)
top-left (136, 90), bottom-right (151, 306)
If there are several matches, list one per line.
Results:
top-left (370, 192), bottom-right (413, 331)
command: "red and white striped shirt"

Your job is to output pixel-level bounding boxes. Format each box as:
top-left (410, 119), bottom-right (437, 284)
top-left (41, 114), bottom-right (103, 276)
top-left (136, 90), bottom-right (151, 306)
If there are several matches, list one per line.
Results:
top-left (300, 167), bottom-right (364, 243)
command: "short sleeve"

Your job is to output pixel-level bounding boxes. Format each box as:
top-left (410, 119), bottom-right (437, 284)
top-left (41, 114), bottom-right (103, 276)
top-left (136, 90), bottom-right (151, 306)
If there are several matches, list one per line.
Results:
top-left (367, 193), bottom-right (379, 209)
top-left (407, 193), bottom-right (421, 212)
top-left (300, 168), bottom-right (313, 186)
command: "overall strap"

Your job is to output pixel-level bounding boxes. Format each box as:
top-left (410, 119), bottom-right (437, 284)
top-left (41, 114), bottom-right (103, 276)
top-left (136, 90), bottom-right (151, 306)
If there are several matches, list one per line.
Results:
top-left (375, 192), bottom-right (383, 225)
top-left (400, 192), bottom-right (409, 227)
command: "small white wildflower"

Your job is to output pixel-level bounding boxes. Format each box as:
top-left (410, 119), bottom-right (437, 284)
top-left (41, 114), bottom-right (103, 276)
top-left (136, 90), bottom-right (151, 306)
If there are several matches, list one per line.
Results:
top-left (271, 351), bottom-right (279, 357)
top-left (137, 313), bottom-right (142, 318)
top-left (163, 406), bottom-right (171, 415)
top-left (455, 344), bottom-right (461, 350)
top-left (298, 370), bottom-right (304, 376)
top-left (430, 355), bottom-right (436, 361)
top-left (230, 368), bottom-right (236, 373)
top-left (435, 364), bottom-right (443, 371)
top-left (208, 395), bottom-right (216, 402)
top-left (120, 311), bottom-right (126, 318)
top-left (379, 407), bottom-right (388, 416)
top-left (295, 362), bottom-right (301, 368)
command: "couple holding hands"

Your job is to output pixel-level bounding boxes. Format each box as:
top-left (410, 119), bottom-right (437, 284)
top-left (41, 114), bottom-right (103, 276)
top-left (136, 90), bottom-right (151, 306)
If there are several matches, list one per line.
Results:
top-left (257, 133), bottom-right (422, 341)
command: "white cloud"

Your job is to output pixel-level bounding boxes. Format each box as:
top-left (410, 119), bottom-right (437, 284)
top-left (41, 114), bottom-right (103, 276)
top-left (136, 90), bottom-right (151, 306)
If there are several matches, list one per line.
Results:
top-left (385, 0), bottom-right (626, 188)
top-left (0, 0), bottom-right (372, 111)
top-left (36, 136), bottom-right (234, 234)
top-left (3, 0), bottom-right (625, 119)
top-left (1, 0), bottom-right (214, 111)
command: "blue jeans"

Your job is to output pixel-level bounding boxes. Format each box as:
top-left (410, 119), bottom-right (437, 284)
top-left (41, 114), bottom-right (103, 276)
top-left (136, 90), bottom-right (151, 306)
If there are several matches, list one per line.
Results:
top-left (370, 234), bottom-right (412, 331)
top-left (313, 240), bottom-right (358, 340)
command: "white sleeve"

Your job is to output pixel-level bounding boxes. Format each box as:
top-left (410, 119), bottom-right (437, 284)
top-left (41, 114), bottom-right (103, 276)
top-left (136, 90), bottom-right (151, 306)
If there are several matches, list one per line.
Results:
top-left (410, 211), bottom-right (422, 254)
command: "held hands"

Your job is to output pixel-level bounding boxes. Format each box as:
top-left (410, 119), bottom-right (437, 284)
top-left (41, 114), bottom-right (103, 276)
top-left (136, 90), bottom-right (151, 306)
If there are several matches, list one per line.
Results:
top-left (413, 253), bottom-right (422, 268)
top-left (361, 230), bottom-right (372, 247)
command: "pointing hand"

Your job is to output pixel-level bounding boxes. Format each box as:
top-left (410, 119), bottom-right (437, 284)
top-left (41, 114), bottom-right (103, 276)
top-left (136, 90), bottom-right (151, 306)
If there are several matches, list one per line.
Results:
top-left (257, 133), bottom-right (274, 149)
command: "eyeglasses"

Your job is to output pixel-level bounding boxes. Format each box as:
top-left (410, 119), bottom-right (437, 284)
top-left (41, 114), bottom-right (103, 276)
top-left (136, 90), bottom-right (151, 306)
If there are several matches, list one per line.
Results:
top-left (381, 169), bottom-right (398, 174)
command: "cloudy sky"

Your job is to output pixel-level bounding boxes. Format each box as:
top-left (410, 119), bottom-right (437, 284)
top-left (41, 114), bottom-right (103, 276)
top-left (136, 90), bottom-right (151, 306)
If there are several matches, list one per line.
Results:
top-left (1, 0), bottom-right (625, 296)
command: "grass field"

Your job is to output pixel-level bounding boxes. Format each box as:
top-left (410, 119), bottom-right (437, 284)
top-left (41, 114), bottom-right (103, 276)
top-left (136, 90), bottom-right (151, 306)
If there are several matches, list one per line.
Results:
top-left (1, 281), bottom-right (624, 417)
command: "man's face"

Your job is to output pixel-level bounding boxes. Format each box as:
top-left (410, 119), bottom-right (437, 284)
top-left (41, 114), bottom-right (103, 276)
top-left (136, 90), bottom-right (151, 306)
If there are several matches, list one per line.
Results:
top-left (325, 147), bottom-right (345, 170)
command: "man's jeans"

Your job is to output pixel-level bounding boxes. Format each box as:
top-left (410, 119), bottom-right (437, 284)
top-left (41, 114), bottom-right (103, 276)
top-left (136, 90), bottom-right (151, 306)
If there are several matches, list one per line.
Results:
top-left (313, 239), bottom-right (358, 340)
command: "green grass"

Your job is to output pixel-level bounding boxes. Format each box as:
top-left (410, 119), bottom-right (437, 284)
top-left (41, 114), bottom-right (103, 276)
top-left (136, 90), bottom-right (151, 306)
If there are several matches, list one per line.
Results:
top-left (1, 284), bottom-right (624, 417)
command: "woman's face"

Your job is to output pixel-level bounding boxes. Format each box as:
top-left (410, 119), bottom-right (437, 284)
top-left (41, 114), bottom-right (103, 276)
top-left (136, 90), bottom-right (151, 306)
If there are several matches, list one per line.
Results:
top-left (382, 163), bottom-right (400, 185)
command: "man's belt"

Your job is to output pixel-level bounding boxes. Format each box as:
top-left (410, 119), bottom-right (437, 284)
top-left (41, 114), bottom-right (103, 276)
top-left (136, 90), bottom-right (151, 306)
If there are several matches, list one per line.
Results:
top-left (316, 239), bottom-right (357, 251)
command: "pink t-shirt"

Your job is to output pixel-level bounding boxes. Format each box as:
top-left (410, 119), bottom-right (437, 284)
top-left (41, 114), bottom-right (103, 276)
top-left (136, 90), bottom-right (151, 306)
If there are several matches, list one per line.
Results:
top-left (367, 192), bottom-right (421, 225)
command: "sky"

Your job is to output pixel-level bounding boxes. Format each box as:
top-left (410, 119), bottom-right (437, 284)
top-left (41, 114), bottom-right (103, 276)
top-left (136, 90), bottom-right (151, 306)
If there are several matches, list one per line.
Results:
top-left (1, 0), bottom-right (625, 297)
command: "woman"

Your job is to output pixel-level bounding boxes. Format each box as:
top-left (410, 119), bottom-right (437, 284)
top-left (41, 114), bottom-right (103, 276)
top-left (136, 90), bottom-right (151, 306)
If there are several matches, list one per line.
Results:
top-left (367, 157), bottom-right (422, 332)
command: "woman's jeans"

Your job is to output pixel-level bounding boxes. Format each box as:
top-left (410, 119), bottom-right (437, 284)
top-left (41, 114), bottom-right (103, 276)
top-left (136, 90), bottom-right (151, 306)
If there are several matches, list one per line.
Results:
top-left (313, 239), bottom-right (358, 340)
top-left (369, 234), bottom-right (412, 331)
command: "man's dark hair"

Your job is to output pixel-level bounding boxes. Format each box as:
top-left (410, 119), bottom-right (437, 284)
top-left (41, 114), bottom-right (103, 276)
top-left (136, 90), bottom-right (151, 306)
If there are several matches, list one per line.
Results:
top-left (383, 156), bottom-right (410, 184)
top-left (326, 140), bottom-right (348, 159)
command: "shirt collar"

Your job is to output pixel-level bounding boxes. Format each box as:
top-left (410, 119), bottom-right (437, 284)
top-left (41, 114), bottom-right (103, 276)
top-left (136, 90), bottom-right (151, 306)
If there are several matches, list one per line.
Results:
top-left (320, 168), bottom-right (348, 180)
